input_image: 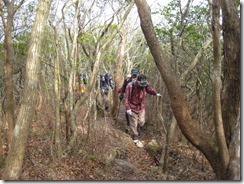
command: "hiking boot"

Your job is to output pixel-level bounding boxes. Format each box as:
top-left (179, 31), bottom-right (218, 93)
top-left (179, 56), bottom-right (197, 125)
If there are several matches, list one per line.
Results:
top-left (136, 140), bottom-right (144, 148)
top-left (133, 135), bottom-right (139, 142)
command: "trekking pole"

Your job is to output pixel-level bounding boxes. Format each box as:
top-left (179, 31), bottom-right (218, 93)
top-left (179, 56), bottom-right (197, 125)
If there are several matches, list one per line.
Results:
top-left (115, 98), bottom-right (122, 123)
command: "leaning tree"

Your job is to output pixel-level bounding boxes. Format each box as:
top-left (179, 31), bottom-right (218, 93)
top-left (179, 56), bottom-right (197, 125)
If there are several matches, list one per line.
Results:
top-left (134, 0), bottom-right (240, 180)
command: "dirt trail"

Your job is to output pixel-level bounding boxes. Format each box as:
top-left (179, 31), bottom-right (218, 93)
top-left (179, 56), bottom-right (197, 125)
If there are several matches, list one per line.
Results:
top-left (0, 104), bottom-right (216, 180)
top-left (110, 104), bottom-right (215, 180)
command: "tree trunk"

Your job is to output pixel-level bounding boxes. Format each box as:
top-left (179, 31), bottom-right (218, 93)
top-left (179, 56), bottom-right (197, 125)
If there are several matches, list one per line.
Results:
top-left (54, 27), bottom-right (62, 159)
top-left (160, 116), bottom-right (177, 175)
top-left (3, 0), bottom-right (52, 179)
top-left (227, 109), bottom-right (240, 180)
top-left (220, 0), bottom-right (240, 147)
top-left (1, 0), bottom-right (15, 148)
top-left (180, 38), bottom-right (213, 81)
top-left (220, 0), bottom-right (240, 179)
top-left (66, 0), bottom-right (83, 154)
top-left (212, 0), bottom-right (229, 178)
top-left (111, 28), bottom-right (126, 118)
top-left (0, 119), bottom-right (3, 167)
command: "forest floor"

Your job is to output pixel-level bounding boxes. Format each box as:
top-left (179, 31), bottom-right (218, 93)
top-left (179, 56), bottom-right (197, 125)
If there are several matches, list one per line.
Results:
top-left (0, 104), bottom-right (216, 181)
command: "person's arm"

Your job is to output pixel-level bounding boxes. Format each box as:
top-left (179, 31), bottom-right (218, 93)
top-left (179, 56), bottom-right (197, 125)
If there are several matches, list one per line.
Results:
top-left (118, 78), bottom-right (128, 100)
top-left (145, 83), bottom-right (157, 95)
top-left (109, 79), bottom-right (115, 89)
top-left (119, 78), bottom-right (128, 94)
top-left (125, 83), bottom-right (132, 111)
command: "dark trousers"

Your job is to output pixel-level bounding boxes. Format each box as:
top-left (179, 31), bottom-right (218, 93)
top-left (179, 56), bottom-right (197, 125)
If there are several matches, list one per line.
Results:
top-left (125, 112), bottom-right (130, 126)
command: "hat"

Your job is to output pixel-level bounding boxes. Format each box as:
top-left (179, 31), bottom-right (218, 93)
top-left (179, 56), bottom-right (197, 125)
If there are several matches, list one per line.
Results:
top-left (105, 73), bottom-right (110, 78)
top-left (131, 69), bottom-right (138, 75)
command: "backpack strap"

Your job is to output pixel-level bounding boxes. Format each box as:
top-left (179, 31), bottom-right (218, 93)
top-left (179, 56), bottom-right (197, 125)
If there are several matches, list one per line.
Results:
top-left (129, 81), bottom-right (136, 102)
top-left (126, 77), bottom-right (132, 86)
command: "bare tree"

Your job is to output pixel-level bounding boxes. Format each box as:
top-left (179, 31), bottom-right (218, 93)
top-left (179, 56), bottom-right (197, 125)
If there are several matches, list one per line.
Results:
top-left (0, 0), bottom-right (25, 147)
top-left (3, 0), bottom-right (52, 179)
top-left (53, 26), bottom-right (62, 159)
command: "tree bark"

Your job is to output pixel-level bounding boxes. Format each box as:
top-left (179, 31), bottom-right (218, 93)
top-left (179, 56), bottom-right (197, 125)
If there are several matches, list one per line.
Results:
top-left (111, 28), bottom-right (126, 118)
top-left (160, 116), bottom-right (177, 174)
top-left (3, 0), bottom-right (52, 179)
top-left (212, 0), bottom-right (229, 178)
top-left (220, 0), bottom-right (240, 147)
top-left (54, 27), bottom-right (62, 159)
top-left (1, 0), bottom-right (15, 147)
top-left (227, 109), bottom-right (240, 180)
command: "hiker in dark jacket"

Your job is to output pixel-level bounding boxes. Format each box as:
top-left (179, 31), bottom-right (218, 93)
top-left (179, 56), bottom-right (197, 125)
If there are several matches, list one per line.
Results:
top-left (125, 74), bottom-right (161, 143)
top-left (100, 73), bottom-right (115, 94)
top-left (100, 73), bottom-right (115, 111)
top-left (118, 69), bottom-right (139, 126)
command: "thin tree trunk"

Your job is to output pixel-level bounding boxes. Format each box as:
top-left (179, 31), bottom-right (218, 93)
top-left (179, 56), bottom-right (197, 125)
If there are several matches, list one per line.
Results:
top-left (0, 118), bottom-right (3, 166)
top-left (54, 27), bottom-right (62, 159)
top-left (227, 109), bottom-right (240, 180)
top-left (212, 0), bottom-right (229, 179)
top-left (180, 38), bottom-right (213, 81)
top-left (111, 28), bottom-right (126, 118)
top-left (1, 0), bottom-right (15, 148)
top-left (160, 116), bottom-right (177, 175)
top-left (3, 0), bottom-right (51, 179)
top-left (66, 0), bottom-right (83, 153)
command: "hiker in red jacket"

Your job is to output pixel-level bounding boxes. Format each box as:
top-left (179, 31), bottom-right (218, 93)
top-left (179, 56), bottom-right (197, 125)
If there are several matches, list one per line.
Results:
top-left (118, 69), bottom-right (139, 99)
top-left (125, 74), bottom-right (161, 142)
top-left (118, 69), bottom-right (139, 126)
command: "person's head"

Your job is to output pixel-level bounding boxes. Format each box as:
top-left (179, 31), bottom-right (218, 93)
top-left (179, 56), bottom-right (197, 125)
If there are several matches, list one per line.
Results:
top-left (137, 74), bottom-right (148, 87)
top-left (131, 69), bottom-right (138, 78)
top-left (104, 73), bottom-right (110, 79)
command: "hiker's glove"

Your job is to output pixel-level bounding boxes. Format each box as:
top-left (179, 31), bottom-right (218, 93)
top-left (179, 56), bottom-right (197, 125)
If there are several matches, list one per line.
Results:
top-left (119, 94), bottom-right (124, 100)
top-left (126, 109), bottom-right (132, 115)
top-left (157, 93), bottom-right (162, 97)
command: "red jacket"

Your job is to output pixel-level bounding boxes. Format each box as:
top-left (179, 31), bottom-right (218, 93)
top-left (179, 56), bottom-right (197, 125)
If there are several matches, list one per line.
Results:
top-left (125, 80), bottom-right (157, 113)
top-left (118, 77), bottom-right (136, 94)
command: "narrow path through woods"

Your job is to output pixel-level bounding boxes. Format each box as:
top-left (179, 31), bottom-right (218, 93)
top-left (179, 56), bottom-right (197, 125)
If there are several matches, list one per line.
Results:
top-left (0, 102), bottom-right (215, 180)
